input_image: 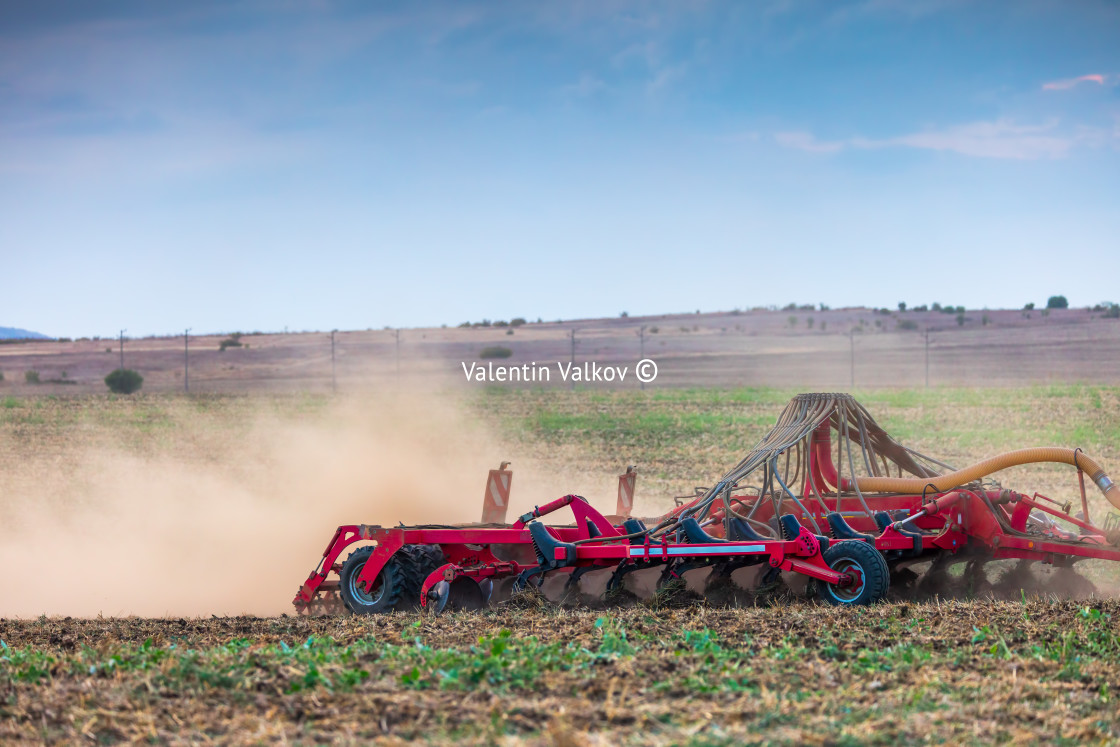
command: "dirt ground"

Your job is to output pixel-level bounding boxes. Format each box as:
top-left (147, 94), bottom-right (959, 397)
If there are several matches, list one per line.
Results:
top-left (2, 387), bottom-right (1119, 744)
top-left (2, 599), bottom-right (1119, 744)
top-left (2, 306), bottom-right (1119, 395)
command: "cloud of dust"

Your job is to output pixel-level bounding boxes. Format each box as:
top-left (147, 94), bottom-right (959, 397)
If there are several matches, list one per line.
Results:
top-left (0, 393), bottom-right (597, 618)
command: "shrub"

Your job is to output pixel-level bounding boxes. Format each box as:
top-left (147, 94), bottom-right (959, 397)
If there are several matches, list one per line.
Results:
top-left (649, 326), bottom-right (659, 334)
top-left (24, 370), bottom-right (40, 384)
top-left (956, 313), bottom-right (965, 326)
top-left (1106, 305), bottom-right (1120, 319)
top-left (105, 347), bottom-right (112, 353)
top-left (1046, 295), bottom-right (1068, 309)
top-left (219, 333), bottom-right (243, 352)
top-left (105, 368), bottom-right (143, 394)
top-left (479, 346), bottom-right (513, 359)
top-left (510, 318), bottom-right (526, 327)
top-left (897, 320), bottom-right (919, 331)
top-left (0, 371), bottom-right (3, 382)
top-left (620, 311), bottom-right (629, 318)
top-left (1024, 302), bottom-right (1035, 310)
top-left (982, 313), bottom-right (991, 326)
top-left (898, 302), bottom-right (907, 312)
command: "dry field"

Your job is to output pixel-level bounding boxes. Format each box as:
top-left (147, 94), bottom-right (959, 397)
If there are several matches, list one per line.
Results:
top-left (2, 601), bottom-right (1119, 745)
top-left (2, 306), bottom-right (1119, 396)
top-left (2, 386), bottom-right (1120, 744)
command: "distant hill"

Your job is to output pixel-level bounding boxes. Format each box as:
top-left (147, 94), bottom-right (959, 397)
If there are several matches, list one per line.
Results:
top-left (0, 327), bottom-right (50, 340)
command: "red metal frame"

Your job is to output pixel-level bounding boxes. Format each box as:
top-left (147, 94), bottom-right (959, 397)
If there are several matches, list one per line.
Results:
top-left (293, 415), bottom-right (1120, 614)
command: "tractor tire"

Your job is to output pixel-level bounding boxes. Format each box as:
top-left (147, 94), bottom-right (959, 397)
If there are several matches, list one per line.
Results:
top-left (394, 544), bottom-right (447, 609)
top-left (818, 540), bottom-right (889, 606)
top-left (339, 546), bottom-right (403, 614)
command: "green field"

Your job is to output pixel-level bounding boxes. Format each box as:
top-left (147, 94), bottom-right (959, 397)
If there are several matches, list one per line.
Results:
top-left (1, 387), bottom-right (1119, 744)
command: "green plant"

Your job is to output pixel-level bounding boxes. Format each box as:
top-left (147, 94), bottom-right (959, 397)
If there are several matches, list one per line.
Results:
top-left (218, 333), bottom-right (244, 352)
top-left (1046, 295), bottom-right (1068, 309)
top-left (104, 368), bottom-right (144, 394)
top-left (510, 318), bottom-right (526, 327)
top-left (479, 346), bottom-right (513, 359)
top-left (898, 320), bottom-right (918, 331)
top-left (956, 313), bottom-right (965, 326)
top-left (24, 370), bottom-right (39, 384)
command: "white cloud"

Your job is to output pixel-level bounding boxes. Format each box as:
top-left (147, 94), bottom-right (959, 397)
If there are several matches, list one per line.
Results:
top-left (560, 72), bottom-right (608, 98)
top-left (773, 131), bottom-right (844, 153)
top-left (775, 119), bottom-right (1089, 160)
top-left (1042, 74), bottom-right (1110, 91)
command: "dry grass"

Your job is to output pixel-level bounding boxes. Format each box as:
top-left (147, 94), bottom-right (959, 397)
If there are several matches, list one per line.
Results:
top-left (2, 387), bottom-right (1120, 743)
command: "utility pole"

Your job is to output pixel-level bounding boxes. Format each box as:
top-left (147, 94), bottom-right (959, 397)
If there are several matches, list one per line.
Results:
top-left (330, 330), bottom-right (337, 393)
top-left (570, 328), bottom-right (577, 391)
top-left (849, 327), bottom-right (855, 389)
top-left (639, 325), bottom-right (647, 391)
top-left (184, 328), bottom-right (191, 394)
top-left (925, 328), bottom-right (930, 389)
top-left (394, 329), bottom-right (401, 380)
top-left (119, 329), bottom-right (126, 370)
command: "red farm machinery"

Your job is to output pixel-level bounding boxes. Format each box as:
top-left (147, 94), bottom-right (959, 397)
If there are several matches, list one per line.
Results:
top-left (294, 393), bottom-right (1120, 614)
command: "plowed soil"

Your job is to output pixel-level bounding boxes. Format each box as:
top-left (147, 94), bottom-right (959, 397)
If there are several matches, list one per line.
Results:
top-left (3, 599), bottom-right (1119, 744)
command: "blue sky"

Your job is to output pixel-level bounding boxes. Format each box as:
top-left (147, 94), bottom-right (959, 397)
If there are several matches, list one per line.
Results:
top-left (2, 0), bottom-right (1118, 337)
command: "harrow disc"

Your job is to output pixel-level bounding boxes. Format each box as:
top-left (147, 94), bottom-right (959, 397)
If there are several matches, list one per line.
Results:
top-left (428, 577), bottom-right (491, 613)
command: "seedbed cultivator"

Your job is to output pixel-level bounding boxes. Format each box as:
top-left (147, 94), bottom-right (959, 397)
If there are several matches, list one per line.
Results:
top-left (294, 393), bottom-right (1120, 614)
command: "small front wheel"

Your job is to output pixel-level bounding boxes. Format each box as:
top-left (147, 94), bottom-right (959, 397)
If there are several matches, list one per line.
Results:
top-left (818, 541), bottom-right (889, 606)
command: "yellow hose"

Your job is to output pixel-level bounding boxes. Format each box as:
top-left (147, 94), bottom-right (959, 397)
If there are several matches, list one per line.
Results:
top-left (855, 447), bottom-right (1120, 511)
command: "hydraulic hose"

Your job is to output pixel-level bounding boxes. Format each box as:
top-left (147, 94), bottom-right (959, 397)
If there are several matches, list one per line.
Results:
top-left (855, 448), bottom-right (1120, 511)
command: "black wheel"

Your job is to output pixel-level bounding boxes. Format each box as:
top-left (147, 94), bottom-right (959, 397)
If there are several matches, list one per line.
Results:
top-left (394, 544), bottom-right (446, 610)
top-left (339, 546), bottom-right (402, 614)
top-left (339, 544), bottom-right (445, 614)
top-left (818, 540), bottom-right (889, 606)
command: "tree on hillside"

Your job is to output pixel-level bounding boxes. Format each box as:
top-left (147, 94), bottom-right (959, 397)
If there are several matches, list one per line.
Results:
top-left (1046, 295), bottom-right (1069, 309)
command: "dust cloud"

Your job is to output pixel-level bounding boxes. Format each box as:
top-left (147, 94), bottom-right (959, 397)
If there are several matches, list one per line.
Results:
top-left (0, 393), bottom-right (583, 618)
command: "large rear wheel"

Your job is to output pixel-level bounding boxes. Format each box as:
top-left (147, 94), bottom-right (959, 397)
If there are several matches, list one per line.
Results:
top-left (339, 546), bottom-right (401, 614)
top-left (339, 544), bottom-right (446, 614)
top-left (818, 540), bottom-right (889, 606)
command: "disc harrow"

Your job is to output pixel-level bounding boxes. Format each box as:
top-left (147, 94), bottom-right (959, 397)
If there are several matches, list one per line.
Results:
top-left (294, 393), bottom-right (1120, 614)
